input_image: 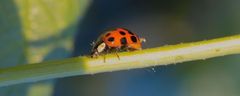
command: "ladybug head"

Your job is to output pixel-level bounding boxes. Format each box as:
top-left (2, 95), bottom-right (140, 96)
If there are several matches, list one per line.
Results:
top-left (91, 42), bottom-right (107, 57)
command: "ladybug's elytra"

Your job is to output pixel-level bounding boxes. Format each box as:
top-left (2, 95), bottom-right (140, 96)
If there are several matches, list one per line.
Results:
top-left (91, 28), bottom-right (146, 58)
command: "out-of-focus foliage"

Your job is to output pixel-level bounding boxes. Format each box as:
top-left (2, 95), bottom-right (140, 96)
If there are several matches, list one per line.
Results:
top-left (1, 0), bottom-right (240, 96)
top-left (0, 0), bottom-right (90, 96)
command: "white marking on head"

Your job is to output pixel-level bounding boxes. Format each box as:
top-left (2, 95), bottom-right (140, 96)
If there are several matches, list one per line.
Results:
top-left (97, 42), bottom-right (106, 53)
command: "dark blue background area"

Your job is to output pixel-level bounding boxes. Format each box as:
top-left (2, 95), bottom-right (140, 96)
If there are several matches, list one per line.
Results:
top-left (54, 0), bottom-right (240, 96)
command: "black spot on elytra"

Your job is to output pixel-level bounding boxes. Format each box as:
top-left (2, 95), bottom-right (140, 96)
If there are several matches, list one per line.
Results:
top-left (131, 36), bottom-right (137, 43)
top-left (120, 37), bottom-right (127, 45)
top-left (128, 31), bottom-right (134, 35)
top-left (105, 33), bottom-right (111, 37)
top-left (108, 37), bottom-right (114, 42)
top-left (119, 31), bottom-right (126, 35)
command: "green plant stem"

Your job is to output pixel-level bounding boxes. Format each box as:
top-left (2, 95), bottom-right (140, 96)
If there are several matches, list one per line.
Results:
top-left (1, 34), bottom-right (240, 87)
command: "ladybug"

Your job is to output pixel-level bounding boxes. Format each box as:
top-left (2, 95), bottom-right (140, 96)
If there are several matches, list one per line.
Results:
top-left (91, 28), bottom-right (146, 59)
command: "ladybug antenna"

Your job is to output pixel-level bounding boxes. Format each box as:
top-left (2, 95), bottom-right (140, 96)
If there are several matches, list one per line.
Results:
top-left (90, 41), bottom-right (96, 46)
top-left (140, 38), bottom-right (146, 43)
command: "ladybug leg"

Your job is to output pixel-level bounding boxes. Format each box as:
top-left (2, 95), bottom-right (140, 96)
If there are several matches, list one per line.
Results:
top-left (103, 54), bottom-right (106, 63)
top-left (103, 47), bottom-right (111, 63)
top-left (125, 46), bottom-right (131, 52)
top-left (91, 50), bottom-right (99, 58)
top-left (115, 52), bottom-right (120, 60)
top-left (90, 41), bottom-right (96, 46)
top-left (103, 51), bottom-right (109, 63)
top-left (126, 47), bottom-right (131, 52)
top-left (115, 47), bottom-right (120, 60)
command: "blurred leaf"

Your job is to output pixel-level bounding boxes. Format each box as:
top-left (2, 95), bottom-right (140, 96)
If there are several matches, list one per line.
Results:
top-left (16, 0), bottom-right (90, 63)
top-left (0, 0), bottom-right (28, 95)
top-left (0, 0), bottom-right (90, 96)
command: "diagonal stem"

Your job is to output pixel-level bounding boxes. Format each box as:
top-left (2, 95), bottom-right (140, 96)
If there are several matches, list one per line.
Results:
top-left (0, 34), bottom-right (240, 87)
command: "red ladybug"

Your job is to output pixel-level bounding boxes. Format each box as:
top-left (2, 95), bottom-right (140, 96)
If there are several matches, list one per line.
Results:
top-left (91, 28), bottom-right (146, 58)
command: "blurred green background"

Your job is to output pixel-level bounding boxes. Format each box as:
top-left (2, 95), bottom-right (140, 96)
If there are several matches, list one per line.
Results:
top-left (0, 0), bottom-right (240, 96)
